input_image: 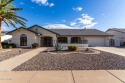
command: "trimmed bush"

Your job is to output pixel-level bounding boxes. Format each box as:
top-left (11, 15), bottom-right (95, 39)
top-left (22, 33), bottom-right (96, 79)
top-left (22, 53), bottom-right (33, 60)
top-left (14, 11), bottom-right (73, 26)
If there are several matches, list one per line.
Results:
top-left (68, 46), bottom-right (78, 51)
top-left (2, 42), bottom-right (8, 48)
top-left (32, 43), bottom-right (39, 48)
top-left (7, 43), bottom-right (16, 48)
top-left (54, 43), bottom-right (63, 51)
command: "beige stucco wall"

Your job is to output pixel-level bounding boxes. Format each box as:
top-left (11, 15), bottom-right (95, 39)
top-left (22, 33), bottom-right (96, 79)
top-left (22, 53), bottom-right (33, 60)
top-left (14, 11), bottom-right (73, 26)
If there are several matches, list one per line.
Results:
top-left (29, 26), bottom-right (57, 46)
top-left (84, 36), bottom-right (109, 46)
top-left (10, 28), bottom-right (39, 47)
top-left (58, 43), bottom-right (89, 47)
top-left (107, 30), bottom-right (125, 46)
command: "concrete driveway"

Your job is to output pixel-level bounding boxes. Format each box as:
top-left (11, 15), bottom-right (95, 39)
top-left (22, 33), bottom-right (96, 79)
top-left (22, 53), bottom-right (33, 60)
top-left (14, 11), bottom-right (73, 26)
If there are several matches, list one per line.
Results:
top-left (94, 47), bottom-right (125, 57)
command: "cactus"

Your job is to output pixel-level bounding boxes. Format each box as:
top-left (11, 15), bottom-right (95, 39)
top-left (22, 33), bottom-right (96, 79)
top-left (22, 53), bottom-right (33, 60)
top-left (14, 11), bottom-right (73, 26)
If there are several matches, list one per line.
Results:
top-left (54, 43), bottom-right (63, 51)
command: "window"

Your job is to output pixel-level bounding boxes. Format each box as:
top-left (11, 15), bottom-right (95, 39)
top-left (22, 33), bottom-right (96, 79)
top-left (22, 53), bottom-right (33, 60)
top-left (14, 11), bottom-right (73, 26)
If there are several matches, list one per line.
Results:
top-left (58, 37), bottom-right (67, 43)
top-left (71, 37), bottom-right (81, 43)
top-left (20, 34), bottom-right (27, 46)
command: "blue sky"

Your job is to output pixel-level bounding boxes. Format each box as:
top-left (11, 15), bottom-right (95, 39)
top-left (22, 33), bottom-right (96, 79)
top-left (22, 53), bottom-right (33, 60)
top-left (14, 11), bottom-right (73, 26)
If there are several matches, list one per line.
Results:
top-left (2, 0), bottom-right (125, 31)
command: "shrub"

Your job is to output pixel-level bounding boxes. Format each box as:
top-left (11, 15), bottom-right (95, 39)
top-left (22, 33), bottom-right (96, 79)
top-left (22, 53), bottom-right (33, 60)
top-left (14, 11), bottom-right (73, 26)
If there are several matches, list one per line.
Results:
top-left (2, 42), bottom-right (8, 48)
top-left (54, 43), bottom-right (63, 51)
top-left (32, 43), bottom-right (39, 48)
top-left (68, 46), bottom-right (78, 51)
top-left (85, 48), bottom-right (89, 52)
top-left (7, 43), bottom-right (16, 48)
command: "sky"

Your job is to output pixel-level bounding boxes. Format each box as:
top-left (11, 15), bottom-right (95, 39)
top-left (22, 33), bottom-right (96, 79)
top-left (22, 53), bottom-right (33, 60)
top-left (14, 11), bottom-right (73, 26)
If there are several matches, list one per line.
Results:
top-left (2, 0), bottom-right (125, 31)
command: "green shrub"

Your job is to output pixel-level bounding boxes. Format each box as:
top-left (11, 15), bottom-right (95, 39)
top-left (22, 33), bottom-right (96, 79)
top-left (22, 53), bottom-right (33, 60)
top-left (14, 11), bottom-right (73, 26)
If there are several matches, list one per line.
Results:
top-left (32, 43), bottom-right (39, 48)
top-left (68, 46), bottom-right (78, 51)
top-left (7, 43), bottom-right (16, 48)
top-left (2, 42), bottom-right (8, 48)
top-left (54, 43), bottom-right (63, 51)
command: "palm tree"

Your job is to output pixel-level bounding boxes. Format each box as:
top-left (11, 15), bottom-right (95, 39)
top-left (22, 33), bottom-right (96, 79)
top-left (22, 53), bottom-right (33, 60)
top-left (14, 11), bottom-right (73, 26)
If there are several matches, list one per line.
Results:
top-left (0, 0), bottom-right (27, 49)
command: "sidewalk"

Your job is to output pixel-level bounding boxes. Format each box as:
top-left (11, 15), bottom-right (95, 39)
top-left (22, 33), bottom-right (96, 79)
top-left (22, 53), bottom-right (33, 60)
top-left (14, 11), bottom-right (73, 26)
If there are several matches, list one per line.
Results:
top-left (0, 70), bottom-right (125, 83)
top-left (0, 48), bottom-right (46, 71)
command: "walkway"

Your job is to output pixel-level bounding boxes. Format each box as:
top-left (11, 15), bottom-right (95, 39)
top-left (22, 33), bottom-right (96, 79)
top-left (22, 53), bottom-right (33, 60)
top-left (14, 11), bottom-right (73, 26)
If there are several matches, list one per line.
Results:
top-left (94, 47), bottom-right (125, 56)
top-left (0, 48), bottom-right (47, 71)
top-left (0, 70), bottom-right (125, 83)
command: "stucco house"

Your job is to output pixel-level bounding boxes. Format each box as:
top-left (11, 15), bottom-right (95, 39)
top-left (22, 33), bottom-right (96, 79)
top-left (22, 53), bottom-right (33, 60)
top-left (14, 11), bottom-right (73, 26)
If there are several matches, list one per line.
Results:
top-left (107, 28), bottom-right (125, 47)
top-left (7, 25), bottom-right (112, 48)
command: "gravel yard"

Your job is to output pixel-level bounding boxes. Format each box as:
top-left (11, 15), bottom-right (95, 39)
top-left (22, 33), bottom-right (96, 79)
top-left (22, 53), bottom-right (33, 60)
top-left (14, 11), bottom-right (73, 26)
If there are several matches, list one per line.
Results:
top-left (0, 48), bottom-right (32, 62)
top-left (13, 48), bottom-right (125, 71)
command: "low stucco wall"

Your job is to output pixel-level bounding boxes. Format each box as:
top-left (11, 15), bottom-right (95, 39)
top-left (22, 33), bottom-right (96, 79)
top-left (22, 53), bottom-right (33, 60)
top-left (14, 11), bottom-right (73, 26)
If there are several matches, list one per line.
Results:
top-left (57, 43), bottom-right (89, 47)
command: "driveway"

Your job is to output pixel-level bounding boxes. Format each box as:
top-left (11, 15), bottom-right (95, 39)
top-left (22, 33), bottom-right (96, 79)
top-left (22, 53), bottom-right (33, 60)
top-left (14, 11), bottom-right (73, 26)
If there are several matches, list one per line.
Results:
top-left (94, 47), bottom-right (125, 57)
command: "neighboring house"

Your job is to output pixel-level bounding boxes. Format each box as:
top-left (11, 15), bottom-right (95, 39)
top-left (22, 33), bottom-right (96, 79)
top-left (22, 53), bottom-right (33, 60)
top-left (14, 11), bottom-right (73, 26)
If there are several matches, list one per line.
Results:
top-left (106, 28), bottom-right (125, 47)
top-left (1, 31), bottom-right (12, 43)
top-left (2, 31), bottom-right (9, 36)
top-left (7, 25), bottom-right (112, 48)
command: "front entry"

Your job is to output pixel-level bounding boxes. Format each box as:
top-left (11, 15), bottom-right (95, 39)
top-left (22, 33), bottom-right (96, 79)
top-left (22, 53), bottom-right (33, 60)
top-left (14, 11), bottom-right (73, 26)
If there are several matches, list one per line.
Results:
top-left (109, 39), bottom-right (115, 46)
top-left (41, 37), bottom-right (53, 47)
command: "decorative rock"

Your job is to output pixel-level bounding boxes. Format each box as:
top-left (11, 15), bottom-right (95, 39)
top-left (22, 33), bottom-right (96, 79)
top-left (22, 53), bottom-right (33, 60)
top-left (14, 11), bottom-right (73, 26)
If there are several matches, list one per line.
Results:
top-left (13, 47), bottom-right (125, 71)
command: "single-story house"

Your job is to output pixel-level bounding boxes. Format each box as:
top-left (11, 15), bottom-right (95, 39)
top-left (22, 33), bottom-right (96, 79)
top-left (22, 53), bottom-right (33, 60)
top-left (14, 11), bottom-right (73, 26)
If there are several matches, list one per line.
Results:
top-left (7, 25), bottom-right (113, 48)
top-left (106, 28), bottom-right (125, 47)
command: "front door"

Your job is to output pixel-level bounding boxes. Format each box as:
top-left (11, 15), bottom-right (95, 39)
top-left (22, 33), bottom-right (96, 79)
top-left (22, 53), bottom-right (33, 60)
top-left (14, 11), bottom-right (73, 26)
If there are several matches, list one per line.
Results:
top-left (109, 39), bottom-right (115, 46)
top-left (41, 37), bottom-right (53, 47)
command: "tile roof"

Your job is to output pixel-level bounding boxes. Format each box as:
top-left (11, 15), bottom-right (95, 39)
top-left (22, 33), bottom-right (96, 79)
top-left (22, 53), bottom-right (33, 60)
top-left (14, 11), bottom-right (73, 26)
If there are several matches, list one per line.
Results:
top-left (7, 27), bottom-right (42, 35)
top-left (7, 25), bottom-right (113, 36)
top-left (108, 28), bottom-right (125, 33)
top-left (49, 29), bottom-right (112, 36)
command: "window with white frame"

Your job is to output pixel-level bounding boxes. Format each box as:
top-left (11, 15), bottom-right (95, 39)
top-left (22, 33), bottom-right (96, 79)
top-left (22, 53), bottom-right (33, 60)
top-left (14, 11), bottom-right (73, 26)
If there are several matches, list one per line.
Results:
top-left (20, 34), bottom-right (27, 46)
top-left (57, 37), bottom-right (67, 43)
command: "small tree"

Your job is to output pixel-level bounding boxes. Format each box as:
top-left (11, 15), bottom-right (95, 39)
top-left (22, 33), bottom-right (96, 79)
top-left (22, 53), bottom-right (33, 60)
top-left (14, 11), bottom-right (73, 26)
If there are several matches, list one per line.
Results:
top-left (0, 0), bottom-right (27, 49)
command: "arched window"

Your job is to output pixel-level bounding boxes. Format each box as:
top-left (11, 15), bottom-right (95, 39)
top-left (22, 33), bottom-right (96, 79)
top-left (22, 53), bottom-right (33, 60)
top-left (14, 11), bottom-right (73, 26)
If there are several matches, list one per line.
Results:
top-left (20, 34), bottom-right (27, 46)
top-left (58, 37), bottom-right (67, 43)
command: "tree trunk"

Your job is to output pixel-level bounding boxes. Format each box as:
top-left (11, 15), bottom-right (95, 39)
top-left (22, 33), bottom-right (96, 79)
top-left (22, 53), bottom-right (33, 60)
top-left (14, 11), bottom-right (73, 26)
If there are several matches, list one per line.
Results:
top-left (0, 19), bottom-right (2, 50)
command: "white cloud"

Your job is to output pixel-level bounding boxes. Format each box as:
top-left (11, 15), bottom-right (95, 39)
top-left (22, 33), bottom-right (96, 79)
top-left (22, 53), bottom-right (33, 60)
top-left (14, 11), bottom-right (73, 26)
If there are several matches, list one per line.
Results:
top-left (44, 24), bottom-right (80, 29)
top-left (44, 14), bottom-right (97, 29)
top-left (70, 22), bottom-right (76, 26)
top-left (32, 0), bottom-right (54, 7)
top-left (73, 7), bottom-right (83, 12)
top-left (49, 3), bottom-right (54, 7)
top-left (77, 14), bottom-right (94, 25)
top-left (84, 23), bottom-right (97, 28)
top-left (70, 14), bottom-right (97, 28)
